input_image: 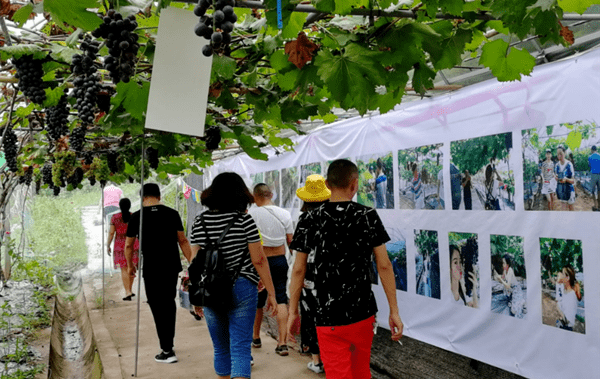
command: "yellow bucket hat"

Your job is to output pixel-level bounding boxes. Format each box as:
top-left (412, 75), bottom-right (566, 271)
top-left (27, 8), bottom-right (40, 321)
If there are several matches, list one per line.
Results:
top-left (296, 174), bottom-right (331, 202)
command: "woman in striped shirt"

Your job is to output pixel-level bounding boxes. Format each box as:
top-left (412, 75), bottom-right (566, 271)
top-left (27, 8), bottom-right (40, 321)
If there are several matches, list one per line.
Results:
top-left (190, 172), bottom-right (277, 379)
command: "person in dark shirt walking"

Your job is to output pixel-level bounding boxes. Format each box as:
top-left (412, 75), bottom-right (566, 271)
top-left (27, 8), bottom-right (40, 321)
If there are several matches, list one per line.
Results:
top-left (125, 183), bottom-right (193, 364)
top-left (288, 159), bottom-right (403, 379)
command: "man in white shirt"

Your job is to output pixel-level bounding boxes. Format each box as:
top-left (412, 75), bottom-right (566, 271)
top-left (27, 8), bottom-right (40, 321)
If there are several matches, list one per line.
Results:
top-left (248, 183), bottom-right (294, 356)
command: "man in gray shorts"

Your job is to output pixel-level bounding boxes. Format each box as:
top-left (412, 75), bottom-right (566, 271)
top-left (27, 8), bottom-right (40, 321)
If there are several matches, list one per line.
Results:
top-left (588, 146), bottom-right (600, 211)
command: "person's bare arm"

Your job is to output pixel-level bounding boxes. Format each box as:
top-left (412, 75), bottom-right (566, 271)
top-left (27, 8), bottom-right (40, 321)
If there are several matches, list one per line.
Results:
top-left (286, 233), bottom-right (293, 246)
top-left (107, 224), bottom-right (116, 255)
top-left (190, 244), bottom-right (200, 261)
top-left (374, 244), bottom-right (403, 341)
top-left (177, 230), bottom-right (192, 263)
top-left (288, 252), bottom-right (307, 316)
top-left (249, 242), bottom-right (278, 315)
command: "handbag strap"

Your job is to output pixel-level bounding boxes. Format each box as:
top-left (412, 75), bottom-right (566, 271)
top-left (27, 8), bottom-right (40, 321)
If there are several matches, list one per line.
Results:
top-left (262, 206), bottom-right (286, 230)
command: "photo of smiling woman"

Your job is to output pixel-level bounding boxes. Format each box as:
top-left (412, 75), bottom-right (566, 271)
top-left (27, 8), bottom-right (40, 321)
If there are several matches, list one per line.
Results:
top-left (448, 233), bottom-right (479, 308)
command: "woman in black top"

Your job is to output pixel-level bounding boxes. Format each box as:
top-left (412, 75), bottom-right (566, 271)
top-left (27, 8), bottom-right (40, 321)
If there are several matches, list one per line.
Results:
top-left (190, 172), bottom-right (277, 379)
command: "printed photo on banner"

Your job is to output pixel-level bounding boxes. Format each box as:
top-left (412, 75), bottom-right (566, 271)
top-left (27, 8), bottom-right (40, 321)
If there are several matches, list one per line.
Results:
top-left (540, 238), bottom-right (584, 334)
top-left (490, 235), bottom-right (527, 319)
top-left (414, 230), bottom-right (440, 300)
top-left (371, 227), bottom-right (407, 291)
top-left (448, 232), bottom-right (479, 308)
top-left (450, 133), bottom-right (515, 211)
top-left (398, 144), bottom-right (444, 210)
top-left (522, 121), bottom-right (600, 212)
top-left (356, 152), bottom-right (394, 209)
top-left (251, 170), bottom-right (281, 206)
top-left (300, 162), bottom-right (322, 186)
top-left (281, 167), bottom-right (300, 208)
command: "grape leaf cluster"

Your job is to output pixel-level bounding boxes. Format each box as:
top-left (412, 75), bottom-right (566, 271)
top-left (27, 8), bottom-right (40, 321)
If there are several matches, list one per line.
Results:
top-left (2, 128), bottom-right (19, 172)
top-left (93, 10), bottom-right (139, 84)
top-left (13, 55), bottom-right (46, 104)
top-left (45, 93), bottom-right (70, 141)
top-left (194, 0), bottom-right (237, 57)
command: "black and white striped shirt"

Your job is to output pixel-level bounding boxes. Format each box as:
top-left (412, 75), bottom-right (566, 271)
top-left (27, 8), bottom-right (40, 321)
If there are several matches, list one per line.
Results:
top-left (190, 211), bottom-right (261, 284)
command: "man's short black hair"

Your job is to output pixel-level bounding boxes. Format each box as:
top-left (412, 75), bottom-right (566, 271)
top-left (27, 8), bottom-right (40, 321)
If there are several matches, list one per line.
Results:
top-left (592, 145), bottom-right (597, 151)
top-left (142, 183), bottom-right (160, 198)
top-left (253, 183), bottom-right (272, 198)
top-left (327, 159), bottom-right (358, 189)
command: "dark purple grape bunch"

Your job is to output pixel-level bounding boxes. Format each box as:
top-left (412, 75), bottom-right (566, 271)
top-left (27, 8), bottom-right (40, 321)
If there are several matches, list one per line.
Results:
top-left (2, 127), bottom-right (19, 173)
top-left (92, 10), bottom-right (139, 84)
top-left (45, 92), bottom-right (70, 141)
top-left (194, 0), bottom-right (237, 57)
top-left (146, 147), bottom-right (159, 170)
top-left (72, 35), bottom-right (102, 127)
top-left (204, 125), bottom-right (221, 150)
top-left (13, 55), bottom-right (46, 104)
top-left (107, 150), bottom-right (119, 173)
top-left (42, 162), bottom-right (53, 187)
top-left (67, 167), bottom-right (84, 188)
top-left (70, 126), bottom-right (87, 152)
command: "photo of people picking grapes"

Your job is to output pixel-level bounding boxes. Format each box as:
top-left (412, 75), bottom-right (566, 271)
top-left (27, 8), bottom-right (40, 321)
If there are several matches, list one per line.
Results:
top-left (357, 152), bottom-right (394, 209)
top-left (450, 133), bottom-right (515, 211)
top-left (398, 144), bottom-right (444, 210)
top-left (522, 121), bottom-right (600, 211)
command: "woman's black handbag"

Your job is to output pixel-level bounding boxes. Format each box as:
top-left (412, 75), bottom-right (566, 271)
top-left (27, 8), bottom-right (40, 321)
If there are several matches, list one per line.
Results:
top-left (188, 213), bottom-right (242, 310)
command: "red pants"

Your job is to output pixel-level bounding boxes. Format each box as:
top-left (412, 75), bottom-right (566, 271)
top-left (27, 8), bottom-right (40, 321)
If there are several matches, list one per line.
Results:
top-left (316, 315), bottom-right (376, 379)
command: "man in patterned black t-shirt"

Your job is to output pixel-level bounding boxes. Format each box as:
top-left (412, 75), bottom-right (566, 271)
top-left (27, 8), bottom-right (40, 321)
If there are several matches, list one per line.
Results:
top-left (288, 159), bottom-right (403, 379)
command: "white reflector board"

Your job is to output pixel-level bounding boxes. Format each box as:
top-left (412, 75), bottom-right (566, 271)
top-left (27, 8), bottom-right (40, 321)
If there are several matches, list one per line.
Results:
top-left (146, 7), bottom-right (212, 137)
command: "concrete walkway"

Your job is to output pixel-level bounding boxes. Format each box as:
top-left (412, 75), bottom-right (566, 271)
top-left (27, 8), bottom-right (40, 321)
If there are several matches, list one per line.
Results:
top-left (81, 205), bottom-right (321, 379)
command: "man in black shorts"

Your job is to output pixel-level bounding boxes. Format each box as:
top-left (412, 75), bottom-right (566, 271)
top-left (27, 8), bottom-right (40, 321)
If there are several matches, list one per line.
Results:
top-left (125, 183), bottom-right (192, 364)
top-left (248, 183), bottom-right (294, 356)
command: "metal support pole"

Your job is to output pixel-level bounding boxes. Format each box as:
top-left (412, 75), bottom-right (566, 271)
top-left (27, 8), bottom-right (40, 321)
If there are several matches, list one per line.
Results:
top-left (101, 185), bottom-right (105, 312)
top-left (134, 135), bottom-right (146, 377)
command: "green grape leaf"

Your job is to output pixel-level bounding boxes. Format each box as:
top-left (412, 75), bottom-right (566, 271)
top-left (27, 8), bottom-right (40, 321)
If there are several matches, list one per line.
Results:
top-left (479, 39), bottom-right (536, 81)
top-left (42, 71), bottom-right (56, 81)
top-left (50, 45), bottom-right (80, 64)
top-left (440, 0), bottom-right (465, 15)
top-left (566, 131), bottom-right (583, 150)
top-left (315, 44), bottom-right (385, 114)
top-left (111, 81), bottom-right (150, 121)
top-left (211, 55), bottom-right (237, 80)
top-left (527, 0), bottom-right (557, 11)
top-left (0, 44), bottom-right (46, 60)
top-left (411, 63), bottom-right (435, 96)
top-left (237, 133), bottom-right (268, 160)
top-left (12, 4), bottom-right (33, 27)
top-left (428, 28), bottom-right (473, 70)
top-left (15, 103), bottom-right (35, 118)
top-left (282, 12), bottom-right (307, 40)
top-left (313, 0), bottom-right (335, 13)
top-left (322, 114), bottom-right (338, 124)
top-left (43, 86), bottom-right (66, 108)
top-left (377, 88), bottom-right (405, 114)
top-left (277, 70), bottom-right (300, 91)
top-left (44, 0), bottom-right (103, 31)
top-left (558, 0), bottom-right (600, 14)
top-left (270, 50), bottom-right (293, 71)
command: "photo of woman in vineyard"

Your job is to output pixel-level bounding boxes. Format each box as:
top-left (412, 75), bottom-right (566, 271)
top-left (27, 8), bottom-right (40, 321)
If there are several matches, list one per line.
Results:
top-left (281, 167), bottom-right (299, 208)
top-left (357, 152), bottom-right (394, 209)
top-left (450, 133), bottom-right (515, 211)
top-left (371, 228), bottom-right (407, 291)
top-left (490, 235), bottom-right (526, 319)
top-left (522, 121), bottom-right (600, 211)
top-left (448, 233), bottom-right (479, 308)
top-left (398, 144), bottom-right (443, 210)
top-left (414, 230), bottom-right (440, 300)
top-left (540, 238), bottom-right (585, 334)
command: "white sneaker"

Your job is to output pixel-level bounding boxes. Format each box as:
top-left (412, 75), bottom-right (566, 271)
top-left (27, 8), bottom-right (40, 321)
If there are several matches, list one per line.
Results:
top-left (307, 362), bottom-right (324, 374)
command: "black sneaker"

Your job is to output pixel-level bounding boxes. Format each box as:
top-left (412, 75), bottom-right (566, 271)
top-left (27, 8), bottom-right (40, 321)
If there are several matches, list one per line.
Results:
top-left (251, 356), bottom-right (254, 366)
top-left (275, 345), bottom-right (289, 356)
top-left (155, 350), bottom-right (178, 363)
top-left (251, 338), bottom-right (262, 348)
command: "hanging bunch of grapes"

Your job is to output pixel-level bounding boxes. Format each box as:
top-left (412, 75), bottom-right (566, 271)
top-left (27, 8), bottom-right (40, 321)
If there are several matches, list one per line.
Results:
top-left (18, 167), bottom-right (33, 186)
top-left (92, 10), bottom-right (139, 84)
top-left (2, 127), bottom-right (19, 173)
top-left (193, 0), bottom-right (237, 57)
top-left (42, 162), bottom-right (54, 187)
top-left (45, 92), bottom-right (70, 141)
top-left (204, 125), bottom-right (221, 150)
top-left (13, 55), bottom-right (46, 104)
top-left (146, 147), bottom-right (159, 170)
